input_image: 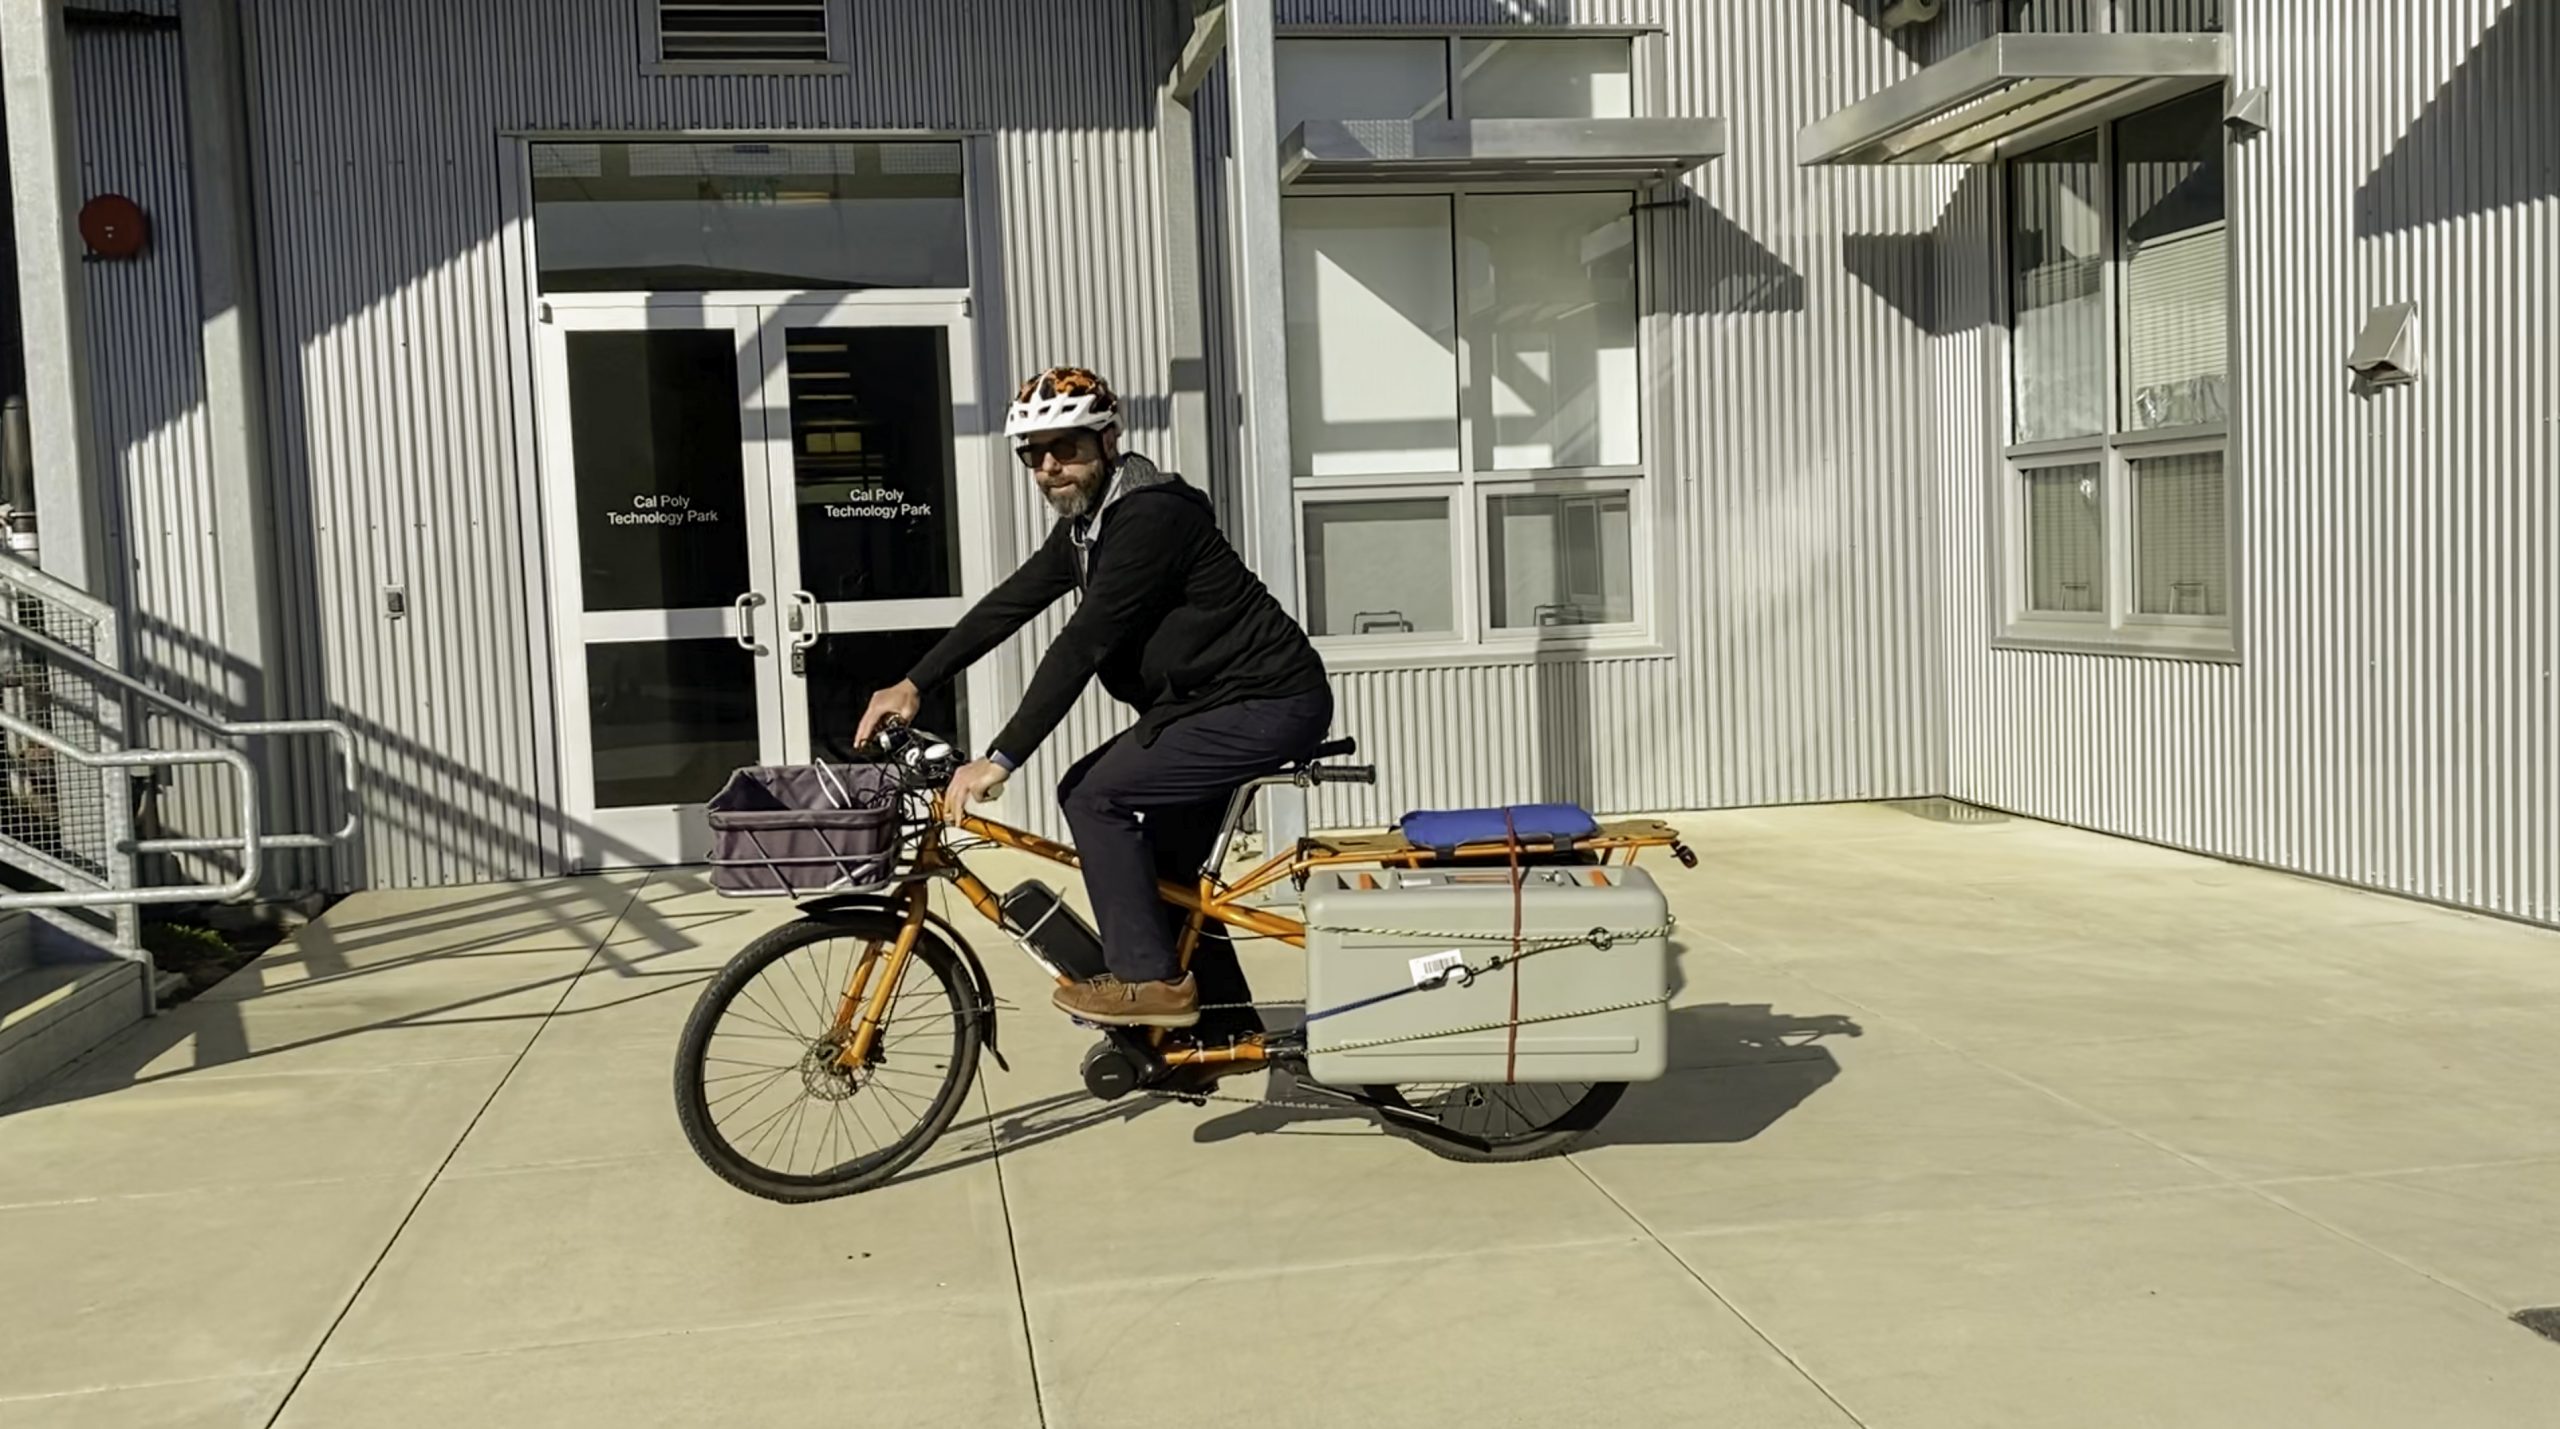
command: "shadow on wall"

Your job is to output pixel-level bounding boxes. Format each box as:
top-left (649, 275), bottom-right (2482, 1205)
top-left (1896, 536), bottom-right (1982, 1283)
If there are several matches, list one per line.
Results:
top-left (1842, 166), bottom-right (1992, 337)
top-left (2355, 0), bottom-right (2558, 236)
top-left (130, 609), bottom-right (692, 894)
top-left (1649, 190), bottom-right (1809, 316)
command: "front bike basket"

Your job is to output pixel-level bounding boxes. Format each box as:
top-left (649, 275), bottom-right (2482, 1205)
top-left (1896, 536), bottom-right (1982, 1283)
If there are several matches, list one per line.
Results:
top-left (705, 762), bottom-right (903, 896)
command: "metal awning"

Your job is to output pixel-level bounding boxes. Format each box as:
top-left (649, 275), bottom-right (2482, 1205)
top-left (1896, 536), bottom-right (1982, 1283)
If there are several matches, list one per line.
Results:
top-left (1281, 117), bottom-right (1727, 189)
top-left (1799, 32), bottom-right (2229, 167)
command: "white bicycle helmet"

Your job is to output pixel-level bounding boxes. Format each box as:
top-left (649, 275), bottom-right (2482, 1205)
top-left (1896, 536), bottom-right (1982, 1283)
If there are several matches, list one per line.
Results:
top-left (1004, 366), bottom-right (1122, 450)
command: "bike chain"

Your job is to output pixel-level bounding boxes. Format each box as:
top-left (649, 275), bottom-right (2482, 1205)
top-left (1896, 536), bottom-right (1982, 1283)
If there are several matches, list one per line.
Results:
top-left (1302, 919), bottom-right (1677, 955)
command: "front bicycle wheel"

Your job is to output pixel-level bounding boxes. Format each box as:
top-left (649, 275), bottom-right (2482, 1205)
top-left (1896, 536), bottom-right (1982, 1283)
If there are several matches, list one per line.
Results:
top-left (1362, 1081), bottom-right (1625, 1163)
top-left (674, 913), bottom-right (983, 1202)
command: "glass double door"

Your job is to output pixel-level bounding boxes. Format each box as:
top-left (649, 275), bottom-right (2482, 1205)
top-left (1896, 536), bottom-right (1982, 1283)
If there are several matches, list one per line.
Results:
top-left (538, 297), bottom-right (983, 868)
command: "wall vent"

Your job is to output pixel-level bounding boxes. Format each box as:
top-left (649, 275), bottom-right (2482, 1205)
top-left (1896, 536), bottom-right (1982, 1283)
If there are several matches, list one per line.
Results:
top-left (657, 1), bottom-right (829, 64)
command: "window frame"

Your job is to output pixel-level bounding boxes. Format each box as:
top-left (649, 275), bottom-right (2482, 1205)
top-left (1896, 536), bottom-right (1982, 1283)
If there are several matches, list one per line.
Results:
top-left (1989, 86), bottom-right (2240, 663)
top-left (1479, 474), bottom-right (1649, 640)
top-left (1275, 22), bottom-right (1668, 124)
top-left (1294, 485), bottom-right (1472, 648)
top-left (1284, 181), bottom-right (1662, 666)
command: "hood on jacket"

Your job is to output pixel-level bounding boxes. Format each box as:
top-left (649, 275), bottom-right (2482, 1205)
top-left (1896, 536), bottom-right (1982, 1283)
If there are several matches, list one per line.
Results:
top-left (1072, 452), bottom-right (1197, 581)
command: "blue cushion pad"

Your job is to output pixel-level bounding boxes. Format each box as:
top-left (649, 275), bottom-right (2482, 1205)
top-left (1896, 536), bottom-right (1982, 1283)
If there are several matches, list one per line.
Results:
top-left (1398, 803), bottom-right (1601, 851)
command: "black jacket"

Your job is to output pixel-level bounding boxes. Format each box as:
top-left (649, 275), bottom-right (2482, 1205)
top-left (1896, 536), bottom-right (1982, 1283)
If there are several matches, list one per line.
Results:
top-left (903, 453), bottom-right (1330, 766)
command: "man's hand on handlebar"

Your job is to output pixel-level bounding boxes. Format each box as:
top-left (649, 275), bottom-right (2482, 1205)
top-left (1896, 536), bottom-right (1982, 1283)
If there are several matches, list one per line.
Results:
top-left (855, 680), bottom-right (922, 751)
top-left (938, 758), bottom-right (1008, 823)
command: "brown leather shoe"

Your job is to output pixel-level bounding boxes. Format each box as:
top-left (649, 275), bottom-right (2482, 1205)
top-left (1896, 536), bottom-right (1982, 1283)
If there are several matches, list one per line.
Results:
top-left (1053, 974), bottom-right (1200, 1029)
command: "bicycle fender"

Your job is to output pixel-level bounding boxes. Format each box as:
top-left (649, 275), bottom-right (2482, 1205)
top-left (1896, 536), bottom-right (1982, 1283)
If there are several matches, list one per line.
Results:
top-left (797, 895), bottom-right (1007, 1071)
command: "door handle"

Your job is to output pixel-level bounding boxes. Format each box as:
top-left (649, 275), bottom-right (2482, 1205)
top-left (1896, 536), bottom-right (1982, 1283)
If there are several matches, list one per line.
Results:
top-left (787, 590), bottom-right (821, 651)
top-left (732, 591), bottom-right (769, 653)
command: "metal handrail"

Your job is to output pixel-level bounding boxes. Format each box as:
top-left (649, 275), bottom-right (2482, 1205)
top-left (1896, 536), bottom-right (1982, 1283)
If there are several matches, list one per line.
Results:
top-left (0, 707), bottom-right (261, 909)
top-left (0, 612), bottom-right (359, 849)
top-left (0, 546), bottom-right (113, 624)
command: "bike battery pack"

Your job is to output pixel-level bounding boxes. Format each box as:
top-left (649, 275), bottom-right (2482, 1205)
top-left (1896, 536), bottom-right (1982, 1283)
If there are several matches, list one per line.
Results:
top-left (998, 879), bottom-right (1110, 982)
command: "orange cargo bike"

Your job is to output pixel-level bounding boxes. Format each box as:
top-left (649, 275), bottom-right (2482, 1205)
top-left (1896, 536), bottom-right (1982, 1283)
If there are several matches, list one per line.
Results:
top-left (673, 720), bottom-right (1694, 1202)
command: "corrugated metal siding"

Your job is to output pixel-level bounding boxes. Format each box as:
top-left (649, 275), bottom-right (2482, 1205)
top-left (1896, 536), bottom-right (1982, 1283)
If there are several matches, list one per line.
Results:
top-left (224, 0), bottom-right (1187, 876)
top-left (78, 0), bottom-right (2542, 922)
top-left (1261, 0), bottom-right (1949, 823)
top-left (74, 0), bottom-right (1958, 875)
top-left (1940, 0), bottom-right (2560, 928)
top-left (68, 8), bottom-right (253, 884)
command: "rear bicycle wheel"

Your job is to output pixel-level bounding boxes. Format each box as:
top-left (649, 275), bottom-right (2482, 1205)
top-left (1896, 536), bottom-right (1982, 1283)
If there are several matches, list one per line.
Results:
top-left (674, 913), bottom-right (983, 1202)
top-left (1362, 1081), bottom-right (1624, 1163)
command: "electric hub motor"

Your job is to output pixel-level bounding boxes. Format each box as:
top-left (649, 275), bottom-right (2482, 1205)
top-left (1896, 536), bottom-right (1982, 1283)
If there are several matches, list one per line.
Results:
top-left (1079, 1039), bottom-right (1147, 1100)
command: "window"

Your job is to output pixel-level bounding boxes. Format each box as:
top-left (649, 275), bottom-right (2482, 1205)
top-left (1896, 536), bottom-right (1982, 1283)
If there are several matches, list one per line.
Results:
top-left (2003, 0), bottom-right (2225, 32)
top-left (1276, 39), bottom-right (1449, 134)
top-left (1276, 32), bottom-right (1652, 656)
top-left (1303, 498), bottom-right (1457, 638)
top-left (1456, 37), bottom-right (1634, 118)
top-left (1286, 190), bottom-right (1645, 651)
top-left (648, 0), bottom-right (841, 70)
top-left (1489, 490), bottom-right (1635, 628)
top-left (529, 141), bottom-right (967, 294)
top-left (1997, 87), bottom-right (2231, 657)
top-left (1276, 33), bottom-right (1637, 128)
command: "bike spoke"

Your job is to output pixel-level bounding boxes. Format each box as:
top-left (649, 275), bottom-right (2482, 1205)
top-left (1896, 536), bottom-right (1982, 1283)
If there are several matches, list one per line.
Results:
top-left (690, 922), bottom-right (974, 1187)
top-left (708, 1063), bottom-right (797, 1113)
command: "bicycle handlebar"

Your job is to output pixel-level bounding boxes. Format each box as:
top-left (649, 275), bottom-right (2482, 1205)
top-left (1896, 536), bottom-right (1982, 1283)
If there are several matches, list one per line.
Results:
top-left (1304, 763), bottom-right (1375, 786)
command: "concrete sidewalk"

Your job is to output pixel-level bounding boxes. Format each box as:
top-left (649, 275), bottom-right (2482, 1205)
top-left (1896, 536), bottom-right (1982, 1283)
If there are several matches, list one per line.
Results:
top-left (6, 803), bottom-right (2560, 1427)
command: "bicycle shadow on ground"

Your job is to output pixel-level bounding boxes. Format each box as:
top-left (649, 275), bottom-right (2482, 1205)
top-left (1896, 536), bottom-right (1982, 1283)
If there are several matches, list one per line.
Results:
top-left (886, 994), bottom-right (1865, 1183)
top-left (1180, 1000), bottom-right (1866, 1148)
top-left (1576, 1002), bottom-right (1863, 1149)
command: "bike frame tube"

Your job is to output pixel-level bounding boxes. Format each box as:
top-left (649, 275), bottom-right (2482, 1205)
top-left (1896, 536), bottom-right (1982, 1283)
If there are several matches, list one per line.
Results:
top-left (807, 792), bottom-right (1685, 1076)
top-left (944, 811), bottom-right (1686, 959)
top-left (838, 884), bottom-right (931, 1067)
top-left (830, 939), bottom-right (884, 1038)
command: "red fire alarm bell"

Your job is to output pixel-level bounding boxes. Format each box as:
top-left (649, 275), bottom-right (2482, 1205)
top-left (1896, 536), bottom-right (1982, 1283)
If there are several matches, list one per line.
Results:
top-left (79, 194), bottom-right (148, 260)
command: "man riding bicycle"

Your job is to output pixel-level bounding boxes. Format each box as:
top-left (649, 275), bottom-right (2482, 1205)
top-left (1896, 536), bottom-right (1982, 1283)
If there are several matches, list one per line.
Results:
top-left (855, 366), bottom-right (1334, 1032)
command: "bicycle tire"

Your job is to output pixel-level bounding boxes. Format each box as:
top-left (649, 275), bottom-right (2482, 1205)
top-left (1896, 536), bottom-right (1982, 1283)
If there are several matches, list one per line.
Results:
top-left (1362, 1080), bottom-right (1625, 1163)
top-left (674, 912), bottom-right (983, 1202)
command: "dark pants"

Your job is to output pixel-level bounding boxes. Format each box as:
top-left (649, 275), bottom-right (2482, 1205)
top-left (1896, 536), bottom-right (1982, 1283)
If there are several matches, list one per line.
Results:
top-left (1056, 690), bottom-right (1334, 1015)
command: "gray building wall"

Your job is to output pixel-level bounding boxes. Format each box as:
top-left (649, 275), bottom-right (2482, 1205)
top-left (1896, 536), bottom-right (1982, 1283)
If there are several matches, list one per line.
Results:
top-left (66, 1), bottom-right (252, 885)
top-left (1930, 0), bottom-right (2560, 927)
top-left (205, 0), bottom-right (1956, 881)
top-left (52, 0), bottom-right (2556, 929)
top-left (1261, 0), bottom-right (1952, 832)
top-left (225, 0), bottom-right (1192, 883)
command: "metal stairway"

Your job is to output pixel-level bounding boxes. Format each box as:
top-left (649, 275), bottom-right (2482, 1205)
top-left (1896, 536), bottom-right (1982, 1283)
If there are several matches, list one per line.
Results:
top-left (0, 553), bottom-right (359, 1103)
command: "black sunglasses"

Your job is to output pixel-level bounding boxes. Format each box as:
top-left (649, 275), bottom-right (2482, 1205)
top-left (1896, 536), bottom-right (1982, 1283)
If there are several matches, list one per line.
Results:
top-left (1016, 434), bottom-right (1096, 468)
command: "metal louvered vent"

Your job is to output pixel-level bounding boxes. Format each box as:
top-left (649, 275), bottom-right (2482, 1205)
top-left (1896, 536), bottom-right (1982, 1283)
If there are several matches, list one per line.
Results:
top-left (658, 1), bottom-right (829, 63)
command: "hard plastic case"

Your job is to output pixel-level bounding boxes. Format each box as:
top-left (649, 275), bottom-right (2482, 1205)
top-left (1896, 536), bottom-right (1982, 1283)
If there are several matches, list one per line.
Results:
top-left (1300, 865), bottom-right (1670, 1086)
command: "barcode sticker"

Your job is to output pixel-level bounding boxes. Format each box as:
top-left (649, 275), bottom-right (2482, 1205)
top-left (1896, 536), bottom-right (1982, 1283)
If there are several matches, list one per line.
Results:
top-left (1409, 950), bottom-right (1466, 987)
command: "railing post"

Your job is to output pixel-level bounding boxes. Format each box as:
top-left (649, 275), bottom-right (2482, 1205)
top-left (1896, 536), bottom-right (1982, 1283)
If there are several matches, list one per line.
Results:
top-left (0, 0), bottom-right (112, 592)
top-left (89, 599), bottom-right (150, 1010)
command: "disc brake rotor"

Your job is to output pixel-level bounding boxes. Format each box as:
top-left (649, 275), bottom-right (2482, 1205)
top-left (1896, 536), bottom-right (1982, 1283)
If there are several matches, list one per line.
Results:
top-left (799, 1040), bottom-right (867, 1102)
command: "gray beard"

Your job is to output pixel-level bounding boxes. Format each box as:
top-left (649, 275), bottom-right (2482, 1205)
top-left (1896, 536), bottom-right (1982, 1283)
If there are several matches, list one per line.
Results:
top-left (1044, 465), bottom-right (1108, 518)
